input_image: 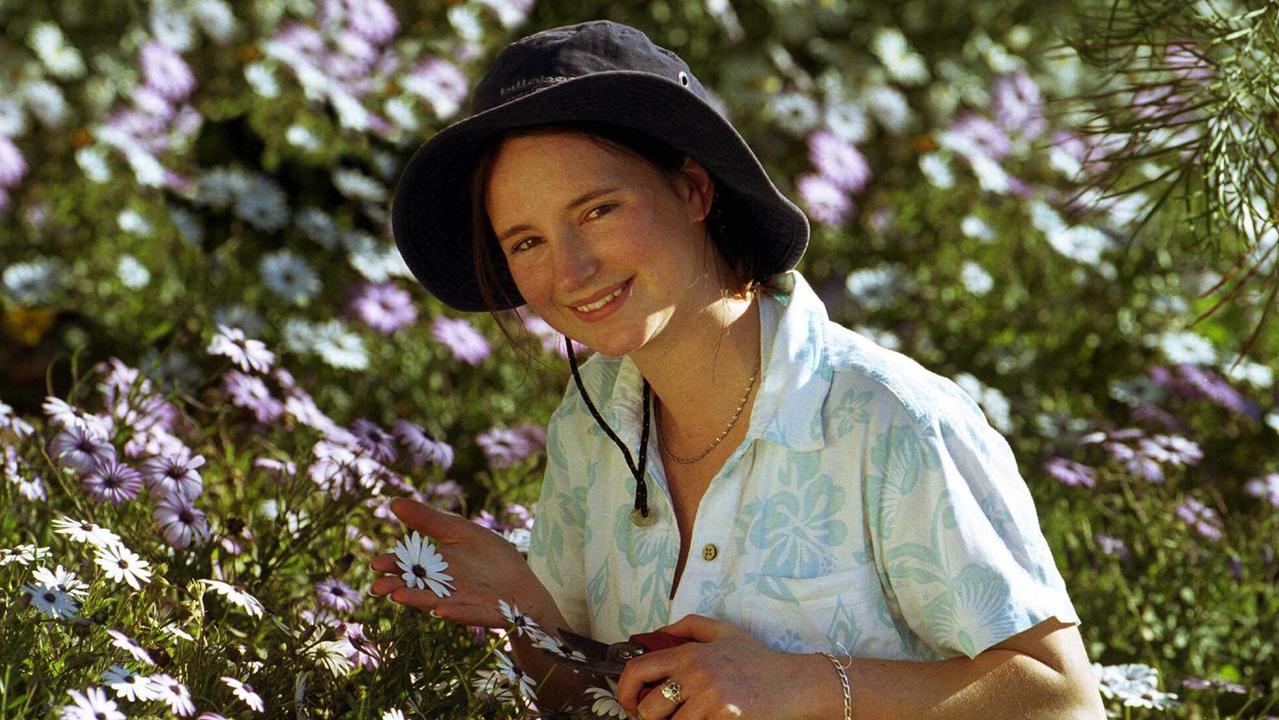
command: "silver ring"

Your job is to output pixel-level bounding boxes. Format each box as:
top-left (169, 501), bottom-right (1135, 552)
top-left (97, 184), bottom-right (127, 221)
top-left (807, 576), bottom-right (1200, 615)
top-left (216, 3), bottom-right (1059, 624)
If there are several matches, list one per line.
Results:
top-left (660, 679), bottom-right (684, 705)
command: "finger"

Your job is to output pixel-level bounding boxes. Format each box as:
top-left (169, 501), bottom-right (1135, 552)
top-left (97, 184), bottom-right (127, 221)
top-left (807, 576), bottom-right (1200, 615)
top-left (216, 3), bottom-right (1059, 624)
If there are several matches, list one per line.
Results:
top-left (656, 614), bottom-right (721, 642)
top-left (616, 649), bottom-right (685, 717)
top-left (390, 497), bottom-right (466, 541)
top-left (388, 586), bottom-right (447, 611)
top-left (370, 553), bottom-right (399, 573)
top-left (636, 675), bottom-right (690, 720)
top-left (371, 575), bottom-right (406, 597)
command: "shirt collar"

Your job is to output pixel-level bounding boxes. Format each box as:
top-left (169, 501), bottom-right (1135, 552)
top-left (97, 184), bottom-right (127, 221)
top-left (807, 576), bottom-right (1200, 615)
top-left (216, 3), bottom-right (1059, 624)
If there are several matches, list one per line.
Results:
top-left (747, 270), bottom-right (830, 451)
top-left (589, 270), bottom-right (831, 453)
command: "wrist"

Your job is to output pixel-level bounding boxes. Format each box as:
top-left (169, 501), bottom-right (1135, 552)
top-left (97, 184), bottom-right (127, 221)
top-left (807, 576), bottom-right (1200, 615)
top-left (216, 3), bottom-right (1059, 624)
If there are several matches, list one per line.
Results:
top-left (807, 651), bottom-right (852, 720)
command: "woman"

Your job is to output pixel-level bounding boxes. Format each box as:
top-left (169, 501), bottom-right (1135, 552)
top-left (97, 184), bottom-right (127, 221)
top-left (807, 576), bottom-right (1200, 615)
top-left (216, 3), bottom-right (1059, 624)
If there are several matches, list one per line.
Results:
top-left (371, 19), bottom-right (1105, 720)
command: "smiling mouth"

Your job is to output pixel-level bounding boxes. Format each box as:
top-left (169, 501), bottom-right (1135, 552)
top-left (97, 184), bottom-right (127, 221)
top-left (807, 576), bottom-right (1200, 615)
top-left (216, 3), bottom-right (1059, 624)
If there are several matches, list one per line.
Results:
top-left (569, 279), bottom-right (630, 313)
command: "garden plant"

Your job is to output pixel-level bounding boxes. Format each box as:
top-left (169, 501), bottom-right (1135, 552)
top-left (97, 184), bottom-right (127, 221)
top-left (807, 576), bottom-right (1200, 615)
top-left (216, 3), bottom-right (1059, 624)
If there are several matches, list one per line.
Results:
top-left (0, 0), bottom-right (1276, 718)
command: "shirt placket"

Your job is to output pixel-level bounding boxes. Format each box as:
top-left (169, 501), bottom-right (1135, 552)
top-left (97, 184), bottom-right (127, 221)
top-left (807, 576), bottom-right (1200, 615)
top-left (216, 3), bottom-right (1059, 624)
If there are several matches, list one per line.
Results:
top-left (664, 441), bottom-right (752, 623)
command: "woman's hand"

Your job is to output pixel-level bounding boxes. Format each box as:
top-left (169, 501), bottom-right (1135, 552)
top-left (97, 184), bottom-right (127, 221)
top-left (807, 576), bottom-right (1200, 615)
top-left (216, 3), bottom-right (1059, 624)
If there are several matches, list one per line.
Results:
top-left (615, 614), bottom-right (829, 719)
top-left (369, 497), bottom-right (555, 629)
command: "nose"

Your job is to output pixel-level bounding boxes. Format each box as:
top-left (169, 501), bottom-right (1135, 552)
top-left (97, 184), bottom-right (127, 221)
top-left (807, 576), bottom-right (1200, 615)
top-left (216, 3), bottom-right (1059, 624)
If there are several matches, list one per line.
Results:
top-left (552, 228), bottom-right (599, 297)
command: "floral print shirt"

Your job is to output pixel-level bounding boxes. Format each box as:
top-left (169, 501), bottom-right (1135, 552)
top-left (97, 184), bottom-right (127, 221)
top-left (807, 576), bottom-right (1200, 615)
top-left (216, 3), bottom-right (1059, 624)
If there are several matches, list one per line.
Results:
top-left (526, 270), bottom-right (1079, 661)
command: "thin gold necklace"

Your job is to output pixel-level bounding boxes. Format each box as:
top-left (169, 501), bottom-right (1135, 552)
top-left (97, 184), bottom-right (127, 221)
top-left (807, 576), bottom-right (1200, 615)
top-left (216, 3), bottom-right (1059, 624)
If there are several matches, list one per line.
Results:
top-left (658, 354), bottom-right (761, 465)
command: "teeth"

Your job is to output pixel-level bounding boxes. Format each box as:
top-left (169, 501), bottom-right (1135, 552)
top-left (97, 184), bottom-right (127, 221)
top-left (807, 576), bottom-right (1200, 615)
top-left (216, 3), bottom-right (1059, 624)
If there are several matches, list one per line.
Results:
top-left (574, 285), bottom-right (623, 312)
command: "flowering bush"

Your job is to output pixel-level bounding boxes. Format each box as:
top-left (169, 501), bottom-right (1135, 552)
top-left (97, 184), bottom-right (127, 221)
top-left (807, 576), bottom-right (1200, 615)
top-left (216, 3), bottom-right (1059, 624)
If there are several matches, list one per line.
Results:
top-left (1, 0), bottom-right (1276, 717)
top-left (0, 342), bottom-right (589, 718)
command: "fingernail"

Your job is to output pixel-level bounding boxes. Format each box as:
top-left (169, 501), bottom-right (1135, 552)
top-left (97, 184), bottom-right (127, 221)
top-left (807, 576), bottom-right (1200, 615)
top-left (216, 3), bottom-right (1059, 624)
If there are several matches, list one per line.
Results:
top-left (428, 609), bottom-right (440, 618)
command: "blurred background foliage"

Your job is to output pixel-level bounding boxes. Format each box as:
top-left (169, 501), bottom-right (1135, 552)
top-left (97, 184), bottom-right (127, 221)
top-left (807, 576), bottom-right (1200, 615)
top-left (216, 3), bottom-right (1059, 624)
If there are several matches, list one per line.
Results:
top-left (1, 0), bottom-right (1277, 716)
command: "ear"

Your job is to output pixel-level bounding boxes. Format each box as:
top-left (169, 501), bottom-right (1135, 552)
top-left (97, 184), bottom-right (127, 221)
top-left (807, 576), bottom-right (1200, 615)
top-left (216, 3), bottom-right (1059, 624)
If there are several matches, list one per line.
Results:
top-left (675, 156), bottom-right (715, 224)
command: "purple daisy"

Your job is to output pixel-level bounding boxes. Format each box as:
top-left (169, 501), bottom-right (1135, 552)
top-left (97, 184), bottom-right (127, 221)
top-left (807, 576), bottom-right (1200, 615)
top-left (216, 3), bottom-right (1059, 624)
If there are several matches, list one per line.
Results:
top-left (476, 425), bottom-right (543, 469)
top-left (404, 57), bottom-right (469, 120)
top-left (133, 85), bottom-right (175, 120)
top-left (223, 370), bottom-right (285, 424)
top-left (947, 113), bottom-right (1013, 161)
top-left (83, 460), bottom-right (143, 504)
top-left (253, 457), bottom-right (298, 477)
top-left (349, 282), bottom-right (417, 334)
top-left (1244, 472), bottom-right (1279, 507)
top-left (1139, 434), bottom-right (1203, 467)
top-left (1105, 441), bottom-right (1165, 482)
top-left (1043, 457), bottom-right (1096, 488)
top-left (431, 316), bottom-right (491, 365)
top-left (1095, 534), bottom-right (1131, 560)
top-left (141, 449), bottom-right (205, 500)
top-left (990, 70), bottom-right (1046, 139)
top-left (207, 324), bottom-right (275, 374)
top-left (1174, 364), bottom-right (1253, 416)
top-left (0, 135), bottom-right (28, 189)
top-left (795, 173), bottom-right (853, 226)
top-left (1165, 42), bottom-right (1213, 82)
top-left (50, 426), bottom-right (116, 475)
top-left (140, 42), bottom-right (196, 101)
top-left (350, 418), bottom-right (398, 463)
top-left (315, 576), bottom-right (363, 613)
top-left (344, 0), bottom-right (399, 44)
top-left (1176, 497), bottom-right (1223, 541)
top-left (807, 130), bottom-right (872, 194)
top-left (341, 623), bottom-right (384, 670)
top-left (153, 494), bottom-right (210, 549)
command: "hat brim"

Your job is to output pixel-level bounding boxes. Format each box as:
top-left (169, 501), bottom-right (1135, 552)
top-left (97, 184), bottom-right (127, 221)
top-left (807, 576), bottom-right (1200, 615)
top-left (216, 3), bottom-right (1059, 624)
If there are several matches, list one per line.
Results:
top-left (391, 71), bottom-right (809, 312)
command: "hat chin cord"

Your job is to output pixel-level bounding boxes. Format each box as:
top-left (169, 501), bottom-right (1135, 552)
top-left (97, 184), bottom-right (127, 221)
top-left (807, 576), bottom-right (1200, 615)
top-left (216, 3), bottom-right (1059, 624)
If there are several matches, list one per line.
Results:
top-left (565, 336), bottom-right (655, 523)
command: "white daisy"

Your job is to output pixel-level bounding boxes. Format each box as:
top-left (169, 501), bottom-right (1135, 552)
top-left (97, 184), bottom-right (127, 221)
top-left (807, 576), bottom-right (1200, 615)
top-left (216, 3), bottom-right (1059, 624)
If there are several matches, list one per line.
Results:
top-left (42, 397), bottom-right (111, 436)
top-left (308, 640), bottom-right (354, 676)
top-left (207, 325), bottom-right (275, 373)
top-left (259, 250), bottom-right (320, 305)
top-left (471, 668), bottom-right (514, 703)
top-left (59, 686), bottom-right (125, 720)
top-left (161, 623), bottom-right (196, 642)
top-left (149, 673), bottom-right (195, 717)
top-left (393, 531), bottom-right (454, 598)
top-left (586, 686), bottom-right (627, 718)
top-left (22, 582), bottom-right (79, 620)
top-left (221, 676), bottom-right (265, 712)
top-left (497, 600), bottom-right (541, 639)
top-left (198, 579), bottom-right (265, 618)
top-left (52, 516), bottom-right (122, 548)
top-left (33, 564), bottom-right (88, 598)
top-left (107, 628), bottom-right (155, 665)
top-left (94, 542), bottom-right (152, 590)
top-left (529, 629), bottom-right (587, 663)
top-left (194, 0), bottom-right (237, 44)
top-left (16, 474), bottom-right (46, 501)
top-left (102, 664), bottom-right (159, 701)
top-left (0, 543), bottom-right (47, 566)
top-left (28, 23), bottom-right (86, 80)
top-left (381, 710), bottom-right (406, 720)
top-left (493, 649), bottom-right (537, 704)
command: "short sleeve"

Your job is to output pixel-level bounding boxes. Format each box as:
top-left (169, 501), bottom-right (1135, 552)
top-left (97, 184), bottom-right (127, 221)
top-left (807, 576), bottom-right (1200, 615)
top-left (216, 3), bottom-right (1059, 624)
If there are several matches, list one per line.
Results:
top-left (866, 388), bottom-right (1080, 660)
top-left (525, 386), bottom-right (592, 637)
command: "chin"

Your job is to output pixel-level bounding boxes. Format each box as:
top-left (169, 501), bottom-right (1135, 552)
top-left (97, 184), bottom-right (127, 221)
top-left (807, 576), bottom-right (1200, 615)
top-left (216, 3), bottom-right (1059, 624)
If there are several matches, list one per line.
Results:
top-left (584, 339), bottom-right (641, 359)
top-left (579, 329), bottom-right (649, 359)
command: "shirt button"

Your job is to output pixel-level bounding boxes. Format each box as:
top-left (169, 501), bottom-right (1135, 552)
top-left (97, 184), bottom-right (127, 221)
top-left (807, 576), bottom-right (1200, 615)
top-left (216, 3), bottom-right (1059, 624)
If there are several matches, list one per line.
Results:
top-left (701, 543), bottom-right (718, 561)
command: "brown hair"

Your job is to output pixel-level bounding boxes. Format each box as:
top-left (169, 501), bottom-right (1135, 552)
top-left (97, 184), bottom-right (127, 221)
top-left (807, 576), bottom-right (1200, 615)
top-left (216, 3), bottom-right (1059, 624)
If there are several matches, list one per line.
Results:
top-left (467, 121), bottom-right (768, 336)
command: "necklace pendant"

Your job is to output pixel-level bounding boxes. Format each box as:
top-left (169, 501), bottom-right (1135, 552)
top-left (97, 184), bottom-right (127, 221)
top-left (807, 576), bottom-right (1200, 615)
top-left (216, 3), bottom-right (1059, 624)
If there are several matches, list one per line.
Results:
top-left (629, 506), bottom-right (658, 527)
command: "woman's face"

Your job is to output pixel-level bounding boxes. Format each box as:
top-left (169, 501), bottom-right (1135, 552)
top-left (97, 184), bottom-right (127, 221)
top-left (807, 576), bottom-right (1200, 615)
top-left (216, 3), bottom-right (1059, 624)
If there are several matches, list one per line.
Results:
top-left (485, 132), bottom-right (728, 358)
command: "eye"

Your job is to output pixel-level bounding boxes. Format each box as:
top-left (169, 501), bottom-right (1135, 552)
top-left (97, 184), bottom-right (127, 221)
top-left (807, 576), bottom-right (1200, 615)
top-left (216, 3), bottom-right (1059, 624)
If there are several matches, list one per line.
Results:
top-left (509, 236), bottom-right (542, 254)
top-left (586, 202), bottom-right (617, 220)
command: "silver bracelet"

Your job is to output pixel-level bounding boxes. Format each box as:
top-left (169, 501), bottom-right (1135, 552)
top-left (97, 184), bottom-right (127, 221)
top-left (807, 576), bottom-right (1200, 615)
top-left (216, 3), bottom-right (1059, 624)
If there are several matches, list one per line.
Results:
top-left (817, 651), bottom-right (853, 720)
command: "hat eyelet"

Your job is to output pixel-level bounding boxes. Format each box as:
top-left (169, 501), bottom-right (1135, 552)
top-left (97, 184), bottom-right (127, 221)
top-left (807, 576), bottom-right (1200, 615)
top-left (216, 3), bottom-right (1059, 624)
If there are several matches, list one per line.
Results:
top-left (677, 71), bottom-right (690, 87)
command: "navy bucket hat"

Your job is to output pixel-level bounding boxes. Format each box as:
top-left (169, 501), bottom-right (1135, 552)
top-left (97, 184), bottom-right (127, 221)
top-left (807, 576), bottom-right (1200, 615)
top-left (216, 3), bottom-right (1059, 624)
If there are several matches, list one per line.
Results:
top-left (390, 19), bottom-right (810, 312)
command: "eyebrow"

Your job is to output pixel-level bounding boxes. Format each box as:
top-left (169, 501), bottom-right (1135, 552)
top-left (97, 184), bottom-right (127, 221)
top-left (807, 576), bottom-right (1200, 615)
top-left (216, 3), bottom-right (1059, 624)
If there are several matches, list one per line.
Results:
top-left (495, 187), bottom-right (620, 244)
